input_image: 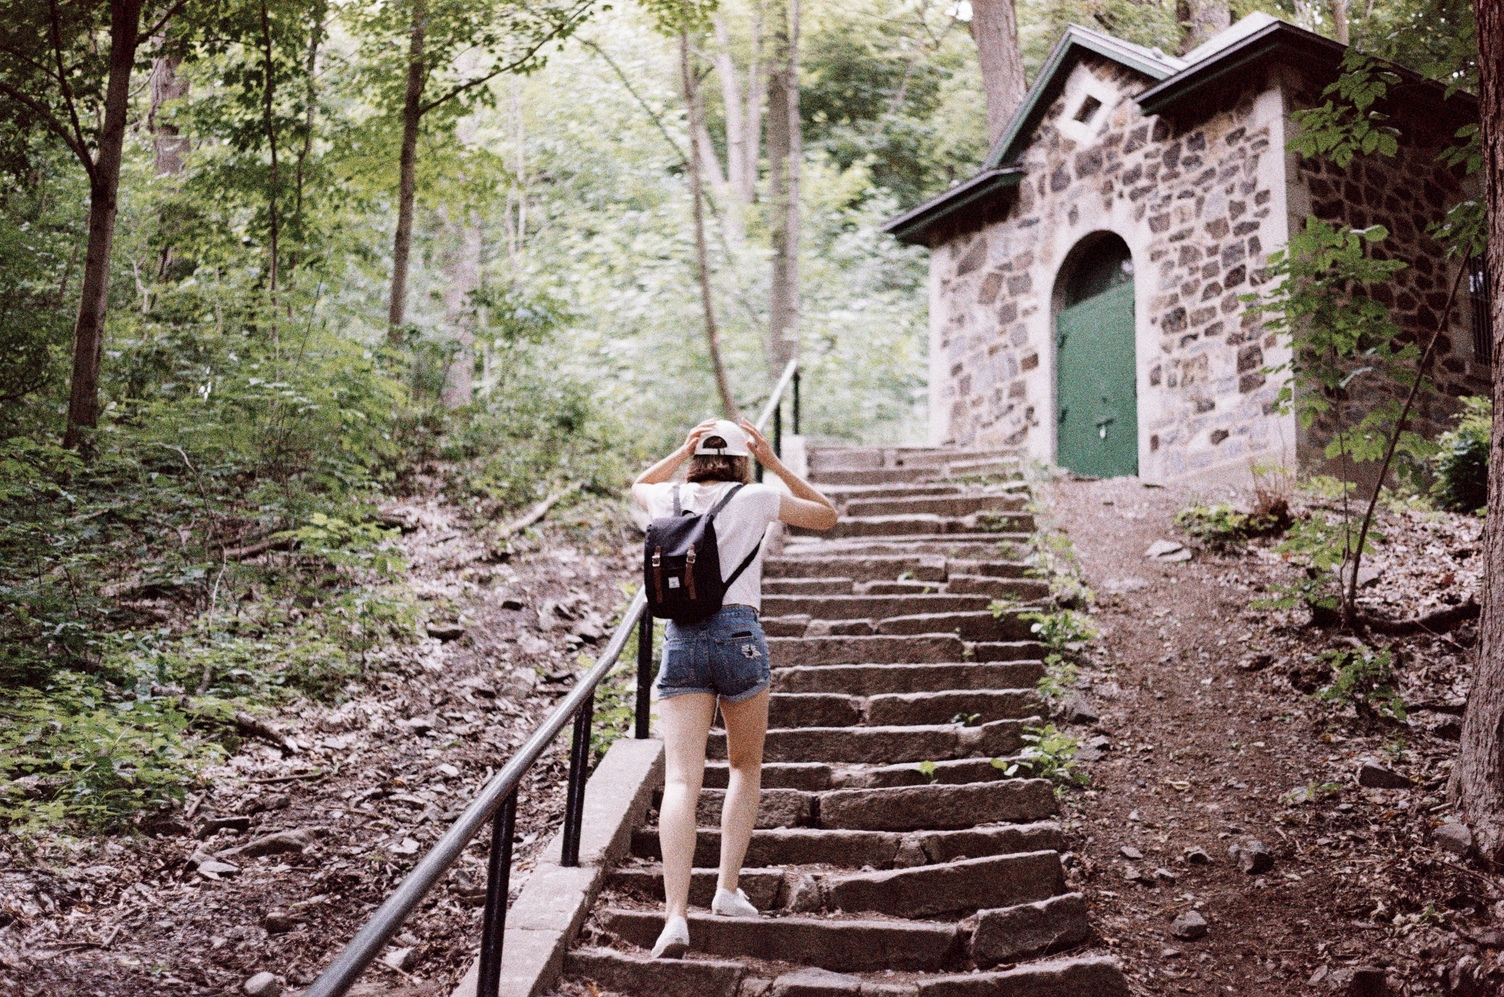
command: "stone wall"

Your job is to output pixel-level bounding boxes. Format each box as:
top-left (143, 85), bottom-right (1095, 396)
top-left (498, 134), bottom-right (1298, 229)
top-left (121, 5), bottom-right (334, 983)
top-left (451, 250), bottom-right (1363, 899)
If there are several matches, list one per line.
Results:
top-left (1286, 72), bottom-right (1484, 456)
top-left (928, 53), bottom-right (1298, 482)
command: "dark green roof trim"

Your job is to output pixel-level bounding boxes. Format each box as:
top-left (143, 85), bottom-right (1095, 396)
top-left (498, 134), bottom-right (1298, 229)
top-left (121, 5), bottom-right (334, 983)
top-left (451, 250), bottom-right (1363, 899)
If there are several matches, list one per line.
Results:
top-left (881, 168), bottom-right (1024, 246)
top-left (981, 25), bottom-right (1183, 171)
top-left (1137, 21), bottom-right (1331, 115)
top-left (1137, 19), bottom-right (1477, 118)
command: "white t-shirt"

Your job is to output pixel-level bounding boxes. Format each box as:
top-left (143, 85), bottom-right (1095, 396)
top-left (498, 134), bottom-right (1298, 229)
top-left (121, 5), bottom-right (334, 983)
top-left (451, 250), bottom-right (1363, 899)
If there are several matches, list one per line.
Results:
top-left (638, 481), bottom-right (782, 611)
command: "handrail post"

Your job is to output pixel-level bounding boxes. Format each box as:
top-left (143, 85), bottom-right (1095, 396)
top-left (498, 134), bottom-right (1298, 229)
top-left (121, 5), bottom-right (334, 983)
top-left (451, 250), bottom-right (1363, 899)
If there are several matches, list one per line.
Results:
top-left (476, 790), bottom-right (517, 997)
top-left (635, 613), bottom-right (653, 739)
top-left (792, 370), bottom-right (801, 435)
top-left (560, 691), bottom-right (594, 867)
top-left (773, 399), bottom-right (782, 460)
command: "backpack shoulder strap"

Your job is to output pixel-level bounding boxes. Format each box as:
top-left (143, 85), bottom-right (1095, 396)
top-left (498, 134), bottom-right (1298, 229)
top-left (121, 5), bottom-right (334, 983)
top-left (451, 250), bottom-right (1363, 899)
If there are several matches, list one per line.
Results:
top-left (722, 530), bottom-right (765, 589)
top-left (672, 484), bottom-right (682, 516)
top-left (706, 482), bottom-right (746, 518)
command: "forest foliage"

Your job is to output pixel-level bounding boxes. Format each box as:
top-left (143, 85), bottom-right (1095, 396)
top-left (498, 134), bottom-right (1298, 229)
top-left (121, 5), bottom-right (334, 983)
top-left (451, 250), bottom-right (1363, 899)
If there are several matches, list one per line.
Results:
top-left (0, 0), bottom-right (1484, 832)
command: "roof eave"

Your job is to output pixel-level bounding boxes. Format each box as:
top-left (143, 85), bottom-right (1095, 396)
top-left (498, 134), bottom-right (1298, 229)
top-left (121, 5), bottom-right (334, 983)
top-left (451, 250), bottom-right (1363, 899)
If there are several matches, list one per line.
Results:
top-left (881, 168), bottom-right (1025, 246)
top-left (1136, 22), bottom-right (1336, 116)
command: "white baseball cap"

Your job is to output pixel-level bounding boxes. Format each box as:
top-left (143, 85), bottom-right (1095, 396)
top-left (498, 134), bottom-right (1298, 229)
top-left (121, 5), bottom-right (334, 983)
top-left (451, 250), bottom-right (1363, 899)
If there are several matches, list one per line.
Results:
top-left (694, 419), bottom-right (751, 457)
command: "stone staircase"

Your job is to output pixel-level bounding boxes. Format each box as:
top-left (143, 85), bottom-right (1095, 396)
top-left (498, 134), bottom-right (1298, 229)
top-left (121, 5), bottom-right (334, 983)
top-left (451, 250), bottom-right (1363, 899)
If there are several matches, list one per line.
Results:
top-left (561, 446), bottom-right (1127, 997)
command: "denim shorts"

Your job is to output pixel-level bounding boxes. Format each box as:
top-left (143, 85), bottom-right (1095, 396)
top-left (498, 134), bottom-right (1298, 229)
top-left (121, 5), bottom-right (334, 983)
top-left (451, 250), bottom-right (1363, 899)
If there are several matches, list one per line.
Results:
top-left (655, 605), bottom-right (771, 703)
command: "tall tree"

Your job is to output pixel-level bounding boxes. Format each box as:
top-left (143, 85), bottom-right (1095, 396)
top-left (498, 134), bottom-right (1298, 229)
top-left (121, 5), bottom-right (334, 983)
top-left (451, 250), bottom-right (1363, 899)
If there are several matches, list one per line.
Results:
top-left (1453, 0), bottom-right (1504, 866)
top-left (359, 0), bottom-right (595, 341)
top-left (681, 31), bottom-right (740, 418)
top-left (0, 0), bottom-right (185, 449)
top-left (765, 0), bottom-right (801, 378)
top-left (968, 0), bottom-right (1026, 148)
top-left (1176, 0), bottom-right (1230, 53)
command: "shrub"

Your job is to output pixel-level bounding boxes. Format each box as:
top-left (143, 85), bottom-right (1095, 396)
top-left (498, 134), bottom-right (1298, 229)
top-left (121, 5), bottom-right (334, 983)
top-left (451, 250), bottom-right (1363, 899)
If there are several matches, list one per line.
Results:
top-left (1432, 396), bottom-right (1490, 513)
top-left (1176, 500), bottom-right (1290, 549)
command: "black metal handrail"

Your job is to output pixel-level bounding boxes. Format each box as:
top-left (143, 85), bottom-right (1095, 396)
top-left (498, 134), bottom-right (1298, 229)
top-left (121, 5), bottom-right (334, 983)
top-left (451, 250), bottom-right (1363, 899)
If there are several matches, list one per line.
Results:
top-left (302, 361), bottom-right (801, 997)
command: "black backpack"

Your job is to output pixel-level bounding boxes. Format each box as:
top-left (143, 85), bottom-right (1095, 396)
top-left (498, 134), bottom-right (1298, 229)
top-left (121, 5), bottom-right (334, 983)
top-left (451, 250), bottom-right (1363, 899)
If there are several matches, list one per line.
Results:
top-left (644, 484), bottom-right (763, 623)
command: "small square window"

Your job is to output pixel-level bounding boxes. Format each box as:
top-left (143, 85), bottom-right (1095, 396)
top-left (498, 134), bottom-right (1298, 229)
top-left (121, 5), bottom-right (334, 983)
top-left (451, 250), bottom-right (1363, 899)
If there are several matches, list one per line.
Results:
top-left (1073, 95), bottom-right (1103, 124)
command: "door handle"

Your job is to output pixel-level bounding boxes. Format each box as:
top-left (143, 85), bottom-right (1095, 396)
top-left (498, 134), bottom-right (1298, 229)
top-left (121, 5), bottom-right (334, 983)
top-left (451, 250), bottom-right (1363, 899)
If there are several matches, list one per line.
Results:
top-left (1096, 416), bottom-right (1115, 439)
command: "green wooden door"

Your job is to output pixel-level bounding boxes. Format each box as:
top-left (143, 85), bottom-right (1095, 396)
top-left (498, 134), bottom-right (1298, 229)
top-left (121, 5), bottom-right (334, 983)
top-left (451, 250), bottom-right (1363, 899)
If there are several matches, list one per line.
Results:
top-left (1056, 280), bottom-right (1138, 477)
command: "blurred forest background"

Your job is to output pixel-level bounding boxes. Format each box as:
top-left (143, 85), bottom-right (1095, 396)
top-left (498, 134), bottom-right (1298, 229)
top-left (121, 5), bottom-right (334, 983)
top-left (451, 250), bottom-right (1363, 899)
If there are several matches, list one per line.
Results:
top-left (0, 0), bottom-right (1479, 833)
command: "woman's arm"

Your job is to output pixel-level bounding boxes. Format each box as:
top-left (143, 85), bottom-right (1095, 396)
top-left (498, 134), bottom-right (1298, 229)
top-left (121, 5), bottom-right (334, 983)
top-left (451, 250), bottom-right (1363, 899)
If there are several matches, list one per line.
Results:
top-left (630, 418), bottom-right (721, 508)
top-left (740, 419), bottom-right (839, 531)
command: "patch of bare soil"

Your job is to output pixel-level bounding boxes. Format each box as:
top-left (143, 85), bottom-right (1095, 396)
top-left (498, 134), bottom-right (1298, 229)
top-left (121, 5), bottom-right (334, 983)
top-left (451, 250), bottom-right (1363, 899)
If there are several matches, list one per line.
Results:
top-left (0, 494), bottom-right (638, 997)
top-left (1047, 475), bottom-right (1500, 997)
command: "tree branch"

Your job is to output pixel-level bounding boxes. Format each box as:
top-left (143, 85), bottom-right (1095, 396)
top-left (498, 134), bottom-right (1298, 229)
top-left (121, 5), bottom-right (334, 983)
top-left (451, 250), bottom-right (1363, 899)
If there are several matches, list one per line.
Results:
top-left (415, 2), bottom-right (593, 116)
top-left (142, 0), bottom-right (189, 43)
top-left (47, 0), bottom-right (92, 173)
top-left (0, 78), bottom-right (95, 179)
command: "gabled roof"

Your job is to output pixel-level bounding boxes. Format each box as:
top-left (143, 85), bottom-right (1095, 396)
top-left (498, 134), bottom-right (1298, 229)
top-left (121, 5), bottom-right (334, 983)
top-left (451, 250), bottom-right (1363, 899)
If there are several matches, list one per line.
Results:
top-left (980, 24), bottom-right (1185, 171)
top-left (883, 22), bottom-right (1185, 246)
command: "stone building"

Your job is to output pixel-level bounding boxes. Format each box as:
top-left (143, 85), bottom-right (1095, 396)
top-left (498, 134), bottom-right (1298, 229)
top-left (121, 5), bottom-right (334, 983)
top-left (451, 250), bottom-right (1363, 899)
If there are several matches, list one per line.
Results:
top-left (884, 13), bottom-right (1483, 483)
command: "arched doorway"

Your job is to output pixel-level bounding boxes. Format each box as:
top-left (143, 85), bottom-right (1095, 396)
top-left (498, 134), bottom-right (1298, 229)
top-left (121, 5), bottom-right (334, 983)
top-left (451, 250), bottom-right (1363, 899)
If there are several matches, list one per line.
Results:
top-left (1055, 234), bottom-right (1137, 477)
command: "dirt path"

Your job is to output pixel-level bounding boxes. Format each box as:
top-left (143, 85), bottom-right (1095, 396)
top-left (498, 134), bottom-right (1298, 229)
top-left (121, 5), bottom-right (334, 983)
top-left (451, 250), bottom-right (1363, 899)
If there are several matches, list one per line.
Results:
top-left (0, 493), bottom-right (637, 997)
top-left (1047, 475), bottom-right (1497, 996)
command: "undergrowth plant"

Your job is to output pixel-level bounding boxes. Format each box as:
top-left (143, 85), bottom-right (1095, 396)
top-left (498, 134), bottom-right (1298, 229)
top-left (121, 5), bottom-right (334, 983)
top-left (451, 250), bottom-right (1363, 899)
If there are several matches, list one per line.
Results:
top-left (994, 724), bottom-right (1087, 790)
top-left (1431, 396), bottom-right (1490, 513)
top-left (1316, 644), bottom-right (1407, 724)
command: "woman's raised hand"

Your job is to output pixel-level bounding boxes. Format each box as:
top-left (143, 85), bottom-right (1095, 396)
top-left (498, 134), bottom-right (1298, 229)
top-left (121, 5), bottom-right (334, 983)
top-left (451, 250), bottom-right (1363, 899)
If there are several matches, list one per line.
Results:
top-left (739, 419), bottom-right (775, 464)
top-left (683, 418), bottom-right (721, 454)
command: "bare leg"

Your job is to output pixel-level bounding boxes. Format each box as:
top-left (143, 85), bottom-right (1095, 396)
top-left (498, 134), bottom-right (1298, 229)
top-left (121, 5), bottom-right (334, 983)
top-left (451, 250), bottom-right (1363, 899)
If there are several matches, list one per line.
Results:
top-left (716, 688), bottom-right (769, 894)
top-left (657, 693), bottom-right (717, 921)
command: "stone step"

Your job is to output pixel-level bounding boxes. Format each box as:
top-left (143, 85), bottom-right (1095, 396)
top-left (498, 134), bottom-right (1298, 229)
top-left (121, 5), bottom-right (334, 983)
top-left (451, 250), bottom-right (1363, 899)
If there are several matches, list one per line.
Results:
top-left (781, 538), bottom-right (1031, 559)
top-left (788, 850), bottom-right (1063, 918)
top-left (913, 956), bottom-right (1129, 996)
top-left (842, 493), bottom-right (1030, 518)
top-left (606, 865), bottom-right (787, 910)
top-left (762, 593), bottom-right (994, 620)
top-left (822, 481), bottom-right (1027, 503)
top-left (599, 909), bottom-right (960, 973)
top-left (857, 579), bottom-right (947, 594)
top-left (609, 850), bottom-right (1062, 921)
top-left (946, 574), bottom-right (1050, 600)
top-left (628, 822), bottom-right (1066, 869)
top-left (809, 466), bottom-right (952, 486)
top-left (704, 761), bottom-right (834, 791)
top-left (773, 661), bottom-right (1045, 696)
top-left (708, 717), bottom-right (1034, 763)
top-left (814, 778), bottom-right (1056, 831)
top-left (565, 947), bottom-right (744, 997)
top-left (565, 948), bottom-right (1128, 997)
top-left (768, 634), bottom-right (965, 666)
top-left (762, 577), bottom-right (855, 595)
top-left (763, 689), bottom-right (1040, 729)
top-left (673, 777), bottom-right (1054, 831)
top-left (803, 513), bottom-right (1035, 540)
top-left (948, 558), bottom-right (1035, 579)
top-left (970, 892), bottom-right (1095, 967)
top-left (881, 611), bottom-right (1037, 641)
top-left (763, 553), bottom-right (948, 582)
top-left (807, 447), bottom-right (1021, 472)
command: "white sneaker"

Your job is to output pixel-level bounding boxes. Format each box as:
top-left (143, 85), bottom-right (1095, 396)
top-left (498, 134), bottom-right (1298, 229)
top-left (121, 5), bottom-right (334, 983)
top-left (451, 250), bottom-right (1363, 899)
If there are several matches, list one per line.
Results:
top-left (651, 915), bottom-right (690, 958)
top-left (711, 886), bottom-right (760, 918)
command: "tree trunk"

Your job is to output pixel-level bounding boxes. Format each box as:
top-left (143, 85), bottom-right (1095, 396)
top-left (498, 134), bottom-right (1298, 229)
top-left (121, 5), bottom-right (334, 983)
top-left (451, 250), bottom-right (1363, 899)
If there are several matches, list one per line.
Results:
top-left (765, 0), bottom-right (800, 379)
top-left (64, 0), bottom-right (144, 450)
top-left (968, 0), bottom-right (1027, 148)
top-left (440, 210), bottom-right (481, 409)
top-left (387, 0), bottom-right (427, 340)
top-left (1329, 0), bottom-right (1350, 44)
top-left (290, 7), bottom-right (324, 275)
top-left (1454, 0), bottom-right (1504, 866)
top-left (742, 2), bottom-right (764, 205)
top-left (680, 32), bottom-right (739, 420)
top-left (258, 0), bottom-right (280, 295)
top-left (1176, 0), bottom-right (1231, 54)
top-left (148, 52), bottom-right (188, 176)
